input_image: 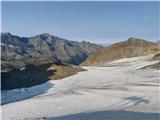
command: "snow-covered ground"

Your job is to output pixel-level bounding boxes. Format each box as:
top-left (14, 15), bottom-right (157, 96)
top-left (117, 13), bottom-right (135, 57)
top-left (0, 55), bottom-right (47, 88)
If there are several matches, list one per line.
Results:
top-left (2, 54), bottom-right (160, 120)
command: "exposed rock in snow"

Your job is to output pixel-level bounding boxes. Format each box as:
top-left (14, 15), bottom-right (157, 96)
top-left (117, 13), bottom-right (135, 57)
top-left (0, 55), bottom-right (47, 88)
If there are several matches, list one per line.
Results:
top-left (20, 67), bottom-right (26, 71)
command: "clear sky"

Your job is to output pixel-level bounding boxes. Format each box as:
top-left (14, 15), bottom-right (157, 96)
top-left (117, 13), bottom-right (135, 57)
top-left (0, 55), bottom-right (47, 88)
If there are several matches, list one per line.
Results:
top-left (2, 1), bottom-right (159, 44)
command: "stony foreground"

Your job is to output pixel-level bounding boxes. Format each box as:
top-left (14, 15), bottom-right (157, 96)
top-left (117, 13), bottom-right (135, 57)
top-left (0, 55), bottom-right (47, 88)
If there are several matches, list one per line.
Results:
top-left (2, 54), bottom-right (160, 120)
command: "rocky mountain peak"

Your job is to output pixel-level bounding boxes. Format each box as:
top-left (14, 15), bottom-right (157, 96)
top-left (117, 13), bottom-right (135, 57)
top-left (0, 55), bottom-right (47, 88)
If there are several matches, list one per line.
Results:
top-left (1, 32), bottom-right (12, 36)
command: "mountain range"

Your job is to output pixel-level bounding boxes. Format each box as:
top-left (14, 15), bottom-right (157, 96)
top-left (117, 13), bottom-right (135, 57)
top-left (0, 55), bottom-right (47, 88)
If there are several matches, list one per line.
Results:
top-left (2, 33), bottom-right (160, 90)
top-left (1, 33), bottom-right (102, 72)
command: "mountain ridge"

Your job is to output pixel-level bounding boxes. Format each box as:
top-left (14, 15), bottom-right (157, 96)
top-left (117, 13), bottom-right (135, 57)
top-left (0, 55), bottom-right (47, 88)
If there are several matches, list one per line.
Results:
top-left (82, 37), bottom-right (160, 66)
top-left (1, 32), bottom-right (102, 72)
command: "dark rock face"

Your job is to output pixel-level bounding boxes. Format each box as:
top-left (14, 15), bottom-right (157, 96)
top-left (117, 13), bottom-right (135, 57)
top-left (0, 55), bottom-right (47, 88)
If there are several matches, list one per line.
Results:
top-left (1, 33), bottom-right (102, 72)
top-left (1, 63), bottom-right (54, 90)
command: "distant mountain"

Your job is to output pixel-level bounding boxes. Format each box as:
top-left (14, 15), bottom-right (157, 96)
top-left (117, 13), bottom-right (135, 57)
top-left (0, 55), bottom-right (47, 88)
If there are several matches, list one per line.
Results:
top-left (1, 33), bottom-right (102, 72)
top-left (82, 37), bottom-right (160, 66)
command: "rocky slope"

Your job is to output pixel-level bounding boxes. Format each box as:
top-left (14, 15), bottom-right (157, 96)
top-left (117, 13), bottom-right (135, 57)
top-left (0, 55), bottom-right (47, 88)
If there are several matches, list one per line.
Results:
top-left (1, 33), bottom-right (102, 72)
top-left (1, 63), bottom-right (85, 90)
top-left (142, 53), bottom-right (160, 70)
top-left (82, 37), bottom-right (160, 66)
top-left (153, 53), bottom-right (160, 60)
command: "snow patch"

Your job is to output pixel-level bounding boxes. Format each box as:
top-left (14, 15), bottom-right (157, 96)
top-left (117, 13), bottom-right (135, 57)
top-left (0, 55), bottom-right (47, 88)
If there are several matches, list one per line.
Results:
top-left (2, 54), bottom-right (160, 120)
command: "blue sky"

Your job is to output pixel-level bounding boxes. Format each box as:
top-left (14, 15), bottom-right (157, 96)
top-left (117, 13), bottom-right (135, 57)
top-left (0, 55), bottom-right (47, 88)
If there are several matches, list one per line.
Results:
top-left (2, 1), bottom-right (159, 44)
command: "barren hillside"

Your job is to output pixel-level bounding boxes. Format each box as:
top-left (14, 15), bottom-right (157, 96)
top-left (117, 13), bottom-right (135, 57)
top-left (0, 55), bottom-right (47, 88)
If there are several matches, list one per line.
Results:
top-left (82, 38), bottom-right (160, 66)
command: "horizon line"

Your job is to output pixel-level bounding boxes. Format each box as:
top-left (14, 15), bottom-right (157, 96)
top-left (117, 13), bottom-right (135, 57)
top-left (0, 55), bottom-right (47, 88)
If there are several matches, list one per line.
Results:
top-left (1, 32), bottom-right (159, 46)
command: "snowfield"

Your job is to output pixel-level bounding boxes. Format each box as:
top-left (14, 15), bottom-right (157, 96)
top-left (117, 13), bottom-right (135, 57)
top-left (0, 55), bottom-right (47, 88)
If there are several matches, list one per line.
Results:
top-left (2, 54), bottom-right (160, 120)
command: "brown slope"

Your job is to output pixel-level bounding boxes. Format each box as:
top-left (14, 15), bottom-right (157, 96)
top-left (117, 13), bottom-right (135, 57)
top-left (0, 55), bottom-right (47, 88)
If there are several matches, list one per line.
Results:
top-left (82, 37), bottom-right (160, 66)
